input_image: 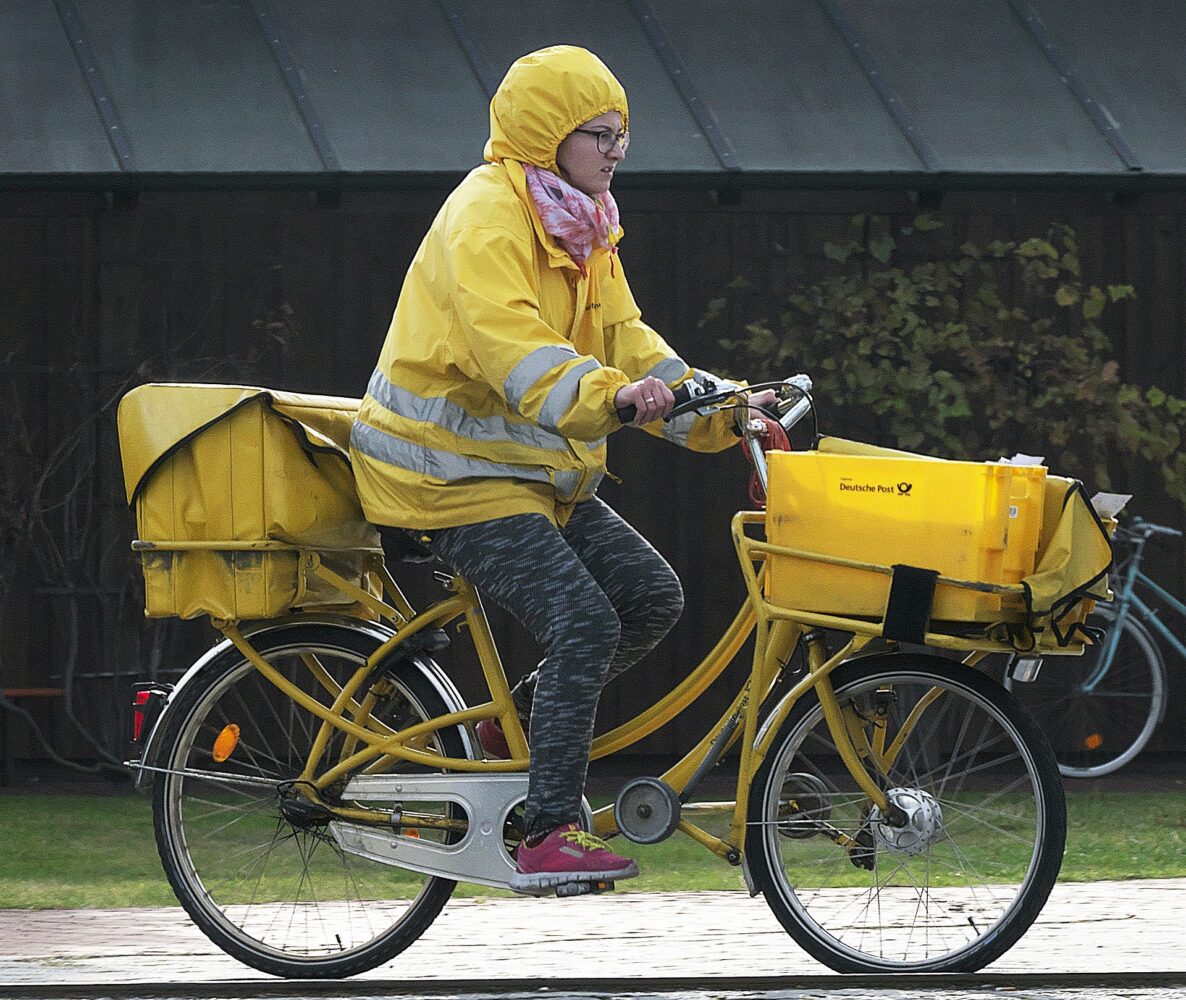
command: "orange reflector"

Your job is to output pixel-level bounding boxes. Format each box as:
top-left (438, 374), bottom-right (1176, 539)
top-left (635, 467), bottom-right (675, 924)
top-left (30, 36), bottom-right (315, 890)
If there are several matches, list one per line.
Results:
top-left (1084, 733), bottom-right (1103, 751)
top-left (212, 724), bottom-right (241, 762)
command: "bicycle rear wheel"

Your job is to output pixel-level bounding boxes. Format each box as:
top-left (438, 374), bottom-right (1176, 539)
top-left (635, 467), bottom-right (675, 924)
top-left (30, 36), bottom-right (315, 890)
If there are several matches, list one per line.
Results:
top-left (1005, 603), bottom-right (1167, 778)
top-left (747, 655), bottom-right (1064, 973)
top-left (152, 621), bottom-right (470, 978)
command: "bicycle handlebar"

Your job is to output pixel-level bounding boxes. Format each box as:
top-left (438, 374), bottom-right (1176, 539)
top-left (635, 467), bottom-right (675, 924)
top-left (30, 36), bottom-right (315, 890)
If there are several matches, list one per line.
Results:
top-left (1126, 517), bottom-right (1183, 540)
top-left (616, 374), bottom-right (816, 499)
top-left (619, 383), bottom-right (1186, 536)
top-left (615, 382), bottom-right (695, 424)
top-left (616, 375), bottom-right (814, 431)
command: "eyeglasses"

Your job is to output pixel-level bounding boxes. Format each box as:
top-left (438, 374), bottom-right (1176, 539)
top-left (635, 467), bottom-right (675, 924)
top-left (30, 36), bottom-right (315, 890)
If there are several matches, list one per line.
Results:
top-left (571, 127), bottom-right (630, 154)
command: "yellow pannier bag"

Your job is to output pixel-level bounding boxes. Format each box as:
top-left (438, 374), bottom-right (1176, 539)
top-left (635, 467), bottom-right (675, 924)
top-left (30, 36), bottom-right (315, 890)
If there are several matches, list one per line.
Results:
top-left (118, 383), bottom-right (380, 621)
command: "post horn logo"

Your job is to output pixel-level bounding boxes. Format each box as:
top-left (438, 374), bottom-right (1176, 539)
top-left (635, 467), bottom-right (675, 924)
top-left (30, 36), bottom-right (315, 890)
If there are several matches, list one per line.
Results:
top-left (897, 482), bottom-right (913, 495)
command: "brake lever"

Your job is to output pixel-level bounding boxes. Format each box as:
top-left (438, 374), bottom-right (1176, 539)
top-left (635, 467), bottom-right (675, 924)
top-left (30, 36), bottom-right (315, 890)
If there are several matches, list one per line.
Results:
top-left (666, 375), bottom-right (811, 423)
top-left (665, 377), bottom-right (739, 421)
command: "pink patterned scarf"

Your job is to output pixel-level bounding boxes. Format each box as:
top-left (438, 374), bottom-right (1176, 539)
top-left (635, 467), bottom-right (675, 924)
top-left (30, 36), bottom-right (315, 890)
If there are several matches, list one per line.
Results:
top-left (523, 163), bottom-right (620, 275)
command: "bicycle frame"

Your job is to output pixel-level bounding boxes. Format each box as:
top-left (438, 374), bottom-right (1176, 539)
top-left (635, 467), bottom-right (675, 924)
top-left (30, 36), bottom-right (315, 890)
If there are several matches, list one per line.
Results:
top-left (1089, 540), bottom-right (1186, 690)
top-left (200, 496), bottom-right (1042, 868)
top-left (213, 554), bottom-right (796, 862)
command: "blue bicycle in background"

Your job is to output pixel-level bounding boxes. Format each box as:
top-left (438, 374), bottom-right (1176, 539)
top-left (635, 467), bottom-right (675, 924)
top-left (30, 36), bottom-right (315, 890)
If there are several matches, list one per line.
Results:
top-left (1007, 517), bottom-right (1185, 778)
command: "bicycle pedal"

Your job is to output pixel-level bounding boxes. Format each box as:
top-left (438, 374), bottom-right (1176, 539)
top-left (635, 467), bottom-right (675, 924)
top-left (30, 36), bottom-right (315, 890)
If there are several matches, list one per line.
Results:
top-left (553, 879), bottom-right (615, 898)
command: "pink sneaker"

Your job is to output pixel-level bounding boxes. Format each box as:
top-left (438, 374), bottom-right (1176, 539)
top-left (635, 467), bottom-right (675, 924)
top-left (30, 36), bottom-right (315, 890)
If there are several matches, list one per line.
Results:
top-left (476, 718), bottom-right (513, 759)
top-left (510, 822), bottom-right (639, 895)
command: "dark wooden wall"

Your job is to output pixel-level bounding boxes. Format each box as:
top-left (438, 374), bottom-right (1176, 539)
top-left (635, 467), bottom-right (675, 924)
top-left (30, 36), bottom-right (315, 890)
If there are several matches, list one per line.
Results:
top-left (1, 185), bottom-right (1183, 769)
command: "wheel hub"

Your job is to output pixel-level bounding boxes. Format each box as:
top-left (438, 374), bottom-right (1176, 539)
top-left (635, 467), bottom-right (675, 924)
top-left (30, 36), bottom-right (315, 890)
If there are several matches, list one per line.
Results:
top-left (869, 787), bottom-right (943, 855)
top-left (278, 792), bottom-right (334, 829)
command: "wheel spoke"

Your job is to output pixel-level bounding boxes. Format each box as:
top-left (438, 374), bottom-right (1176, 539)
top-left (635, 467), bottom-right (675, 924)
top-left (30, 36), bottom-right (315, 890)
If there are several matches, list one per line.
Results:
top-left (751, 659), bottom-right (1062, 973)
top-left (183, 793), bottom-right (277, 839)
top-left (156, 627), bottom-right (466, 975)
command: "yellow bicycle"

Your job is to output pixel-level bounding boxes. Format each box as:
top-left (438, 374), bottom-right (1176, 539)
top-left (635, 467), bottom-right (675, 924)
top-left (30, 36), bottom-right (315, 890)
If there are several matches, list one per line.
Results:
top-left (119, 376), bottom-right (1109, 979)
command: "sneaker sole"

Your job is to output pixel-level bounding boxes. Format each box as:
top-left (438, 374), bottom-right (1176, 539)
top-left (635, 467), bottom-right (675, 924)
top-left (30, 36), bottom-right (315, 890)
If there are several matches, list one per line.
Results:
top-left (509, 862), bottom-right (640, 895)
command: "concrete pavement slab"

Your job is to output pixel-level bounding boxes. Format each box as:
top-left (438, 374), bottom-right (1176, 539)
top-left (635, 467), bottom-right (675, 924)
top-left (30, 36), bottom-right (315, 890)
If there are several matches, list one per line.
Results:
top-left (2, 879), bottom-right (1185, 985)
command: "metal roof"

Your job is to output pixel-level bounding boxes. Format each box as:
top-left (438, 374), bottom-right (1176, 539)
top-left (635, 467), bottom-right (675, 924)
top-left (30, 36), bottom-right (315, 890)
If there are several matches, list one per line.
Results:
top-left (2, 0), bottom-right (1185, 190)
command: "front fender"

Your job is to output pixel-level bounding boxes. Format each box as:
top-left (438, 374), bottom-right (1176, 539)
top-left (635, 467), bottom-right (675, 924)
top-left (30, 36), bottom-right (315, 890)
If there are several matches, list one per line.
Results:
top-left (754, 648), bottom-right (963, 752)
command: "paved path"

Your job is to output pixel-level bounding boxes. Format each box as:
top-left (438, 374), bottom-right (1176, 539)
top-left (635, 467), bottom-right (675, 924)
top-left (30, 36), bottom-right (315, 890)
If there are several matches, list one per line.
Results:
top-left (2, 879), bottom-right (1185, 985)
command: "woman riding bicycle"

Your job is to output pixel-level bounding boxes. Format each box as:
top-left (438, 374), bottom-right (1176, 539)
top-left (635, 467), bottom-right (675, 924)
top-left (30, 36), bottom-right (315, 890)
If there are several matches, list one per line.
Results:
top-left (349, 45), bottom-right (771, 894)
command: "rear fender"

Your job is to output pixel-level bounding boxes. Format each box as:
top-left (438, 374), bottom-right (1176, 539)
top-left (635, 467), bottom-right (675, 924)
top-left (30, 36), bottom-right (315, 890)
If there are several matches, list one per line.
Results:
top-left (131, 614), bottom-right (475, 789)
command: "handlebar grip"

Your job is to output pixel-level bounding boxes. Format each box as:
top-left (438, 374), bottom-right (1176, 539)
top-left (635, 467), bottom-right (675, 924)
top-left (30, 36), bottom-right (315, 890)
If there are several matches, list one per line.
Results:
top-left (616, 382), bottom-right (693, 423)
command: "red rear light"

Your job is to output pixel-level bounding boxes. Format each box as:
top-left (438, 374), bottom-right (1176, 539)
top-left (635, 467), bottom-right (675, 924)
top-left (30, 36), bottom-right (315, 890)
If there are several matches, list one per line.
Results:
top-left (129, 684), bottom-right (173, 772)
top-left (133, 689), bottom-right (152, 741)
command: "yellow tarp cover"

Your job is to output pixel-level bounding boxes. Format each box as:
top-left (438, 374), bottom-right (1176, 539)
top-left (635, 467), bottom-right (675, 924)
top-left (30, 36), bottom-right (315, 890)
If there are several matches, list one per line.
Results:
top-left (1017, 476), bottom-right (1114, 648)
top-left (117, 383), bottom-right (379, 620)
top-left (118, 383), bottom-right (360, 503)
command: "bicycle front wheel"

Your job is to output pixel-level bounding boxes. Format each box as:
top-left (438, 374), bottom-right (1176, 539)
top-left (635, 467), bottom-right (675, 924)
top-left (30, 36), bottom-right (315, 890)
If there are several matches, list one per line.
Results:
top-left (152, 621), bottom-right (470, 978)
top-left (747, 655), bottom-right (1065, 974)
top-left (1005, 604), bottom-right (1167, 778)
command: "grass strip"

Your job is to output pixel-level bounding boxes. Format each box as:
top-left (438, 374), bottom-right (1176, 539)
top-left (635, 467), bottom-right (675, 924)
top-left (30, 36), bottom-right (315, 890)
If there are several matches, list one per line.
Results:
top-left (0, 789), bottom-right (1183, 909)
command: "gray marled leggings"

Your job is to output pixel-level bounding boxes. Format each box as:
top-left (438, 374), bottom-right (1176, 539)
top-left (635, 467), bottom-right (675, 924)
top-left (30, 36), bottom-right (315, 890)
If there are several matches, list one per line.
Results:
top-left (425, 497), bottom-right (684, 838)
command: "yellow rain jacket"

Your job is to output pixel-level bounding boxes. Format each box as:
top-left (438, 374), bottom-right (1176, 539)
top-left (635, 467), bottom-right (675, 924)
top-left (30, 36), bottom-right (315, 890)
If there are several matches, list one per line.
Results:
top-left (350, 45), bottom-right (738, 530)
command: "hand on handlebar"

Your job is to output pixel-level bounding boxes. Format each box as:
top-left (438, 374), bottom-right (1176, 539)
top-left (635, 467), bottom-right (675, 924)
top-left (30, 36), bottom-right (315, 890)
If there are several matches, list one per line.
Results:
top-left (614, 375), bottom-right (809, 427)
top-left (614, 377), bottom-right (676, 426)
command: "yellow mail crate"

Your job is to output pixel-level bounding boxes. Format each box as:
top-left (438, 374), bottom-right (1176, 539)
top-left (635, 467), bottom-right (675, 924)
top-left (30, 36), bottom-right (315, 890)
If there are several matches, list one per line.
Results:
top-left (1002, 466), bottom-right (1049, 583)
top-left (766, 451), bottom-right (1047, 622)
top-left (118, 384), bottom-right (380, 621)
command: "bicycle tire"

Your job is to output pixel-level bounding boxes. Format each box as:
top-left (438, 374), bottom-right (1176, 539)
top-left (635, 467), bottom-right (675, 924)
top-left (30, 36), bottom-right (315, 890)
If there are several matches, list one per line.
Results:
top-left (747, 655), bottom-right (1065, 974)
top-left (152, 621), bottom-right (470, 978)
top-left (1005, 603), bottom-right (1167, 778)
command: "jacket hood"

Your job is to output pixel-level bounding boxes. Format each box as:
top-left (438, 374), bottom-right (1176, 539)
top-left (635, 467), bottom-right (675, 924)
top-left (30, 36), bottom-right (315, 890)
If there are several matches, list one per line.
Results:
top-left (483, 46), bottom-right (629, 173)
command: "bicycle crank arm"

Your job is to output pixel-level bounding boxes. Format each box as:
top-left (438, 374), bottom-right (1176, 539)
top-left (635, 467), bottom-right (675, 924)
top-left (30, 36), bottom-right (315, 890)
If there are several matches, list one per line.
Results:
top-left (331, 772), bottom-right (530, 890)
top-left (825, 824), bottom-right (877, 869)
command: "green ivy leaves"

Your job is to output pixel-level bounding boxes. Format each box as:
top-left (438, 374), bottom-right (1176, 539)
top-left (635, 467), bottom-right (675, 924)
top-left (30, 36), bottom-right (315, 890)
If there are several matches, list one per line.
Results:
top-left (705, 217), bottom-right (1186, 507)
